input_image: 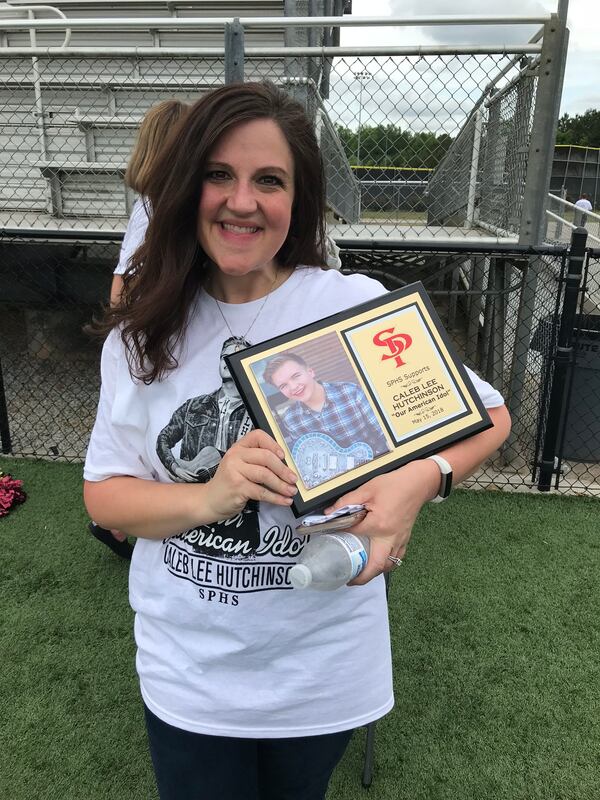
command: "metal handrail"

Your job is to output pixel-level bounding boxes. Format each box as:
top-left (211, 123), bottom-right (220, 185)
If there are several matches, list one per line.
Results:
top-left (1, 1), bottom-right (70, 45)
top-left (546, 210), bottom-right (600, 245)
top-left (0, 44), bottom-right (544, 57)
top-left (548, 193), bottom-right (600, 224)
top-left (0, 14), bottom-right (552, 31)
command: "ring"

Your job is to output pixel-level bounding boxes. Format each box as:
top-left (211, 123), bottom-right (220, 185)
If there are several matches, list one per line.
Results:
top-left (387, 555), bottom-right (403, 566)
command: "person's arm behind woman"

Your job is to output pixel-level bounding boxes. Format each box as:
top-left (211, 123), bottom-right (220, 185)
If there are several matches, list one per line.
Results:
top-left (110, 198), bottom-right (150, 306)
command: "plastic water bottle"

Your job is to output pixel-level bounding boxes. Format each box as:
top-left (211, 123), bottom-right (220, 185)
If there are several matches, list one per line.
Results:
top-left (289, 533), bottom-right (370, 591)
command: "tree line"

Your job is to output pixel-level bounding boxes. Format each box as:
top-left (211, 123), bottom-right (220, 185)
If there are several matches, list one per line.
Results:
top-left (335, 123), bottom-right (453, 169)
top-left (334, 110), bottom-right (600, 171)
top-left (556, 109), bottom-right (600, 148)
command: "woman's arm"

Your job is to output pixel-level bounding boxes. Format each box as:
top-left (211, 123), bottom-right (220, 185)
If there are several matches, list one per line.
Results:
top-left (325, 404), bottom-right (511, 584)
top-left (84, 476), bottom-right (215, 539)
top-left (84, 429), bottom-right (299, 539)
top-left (110, 274), bottom-right (124, 307)
top-left (428, 403), bottom-right (511, 485)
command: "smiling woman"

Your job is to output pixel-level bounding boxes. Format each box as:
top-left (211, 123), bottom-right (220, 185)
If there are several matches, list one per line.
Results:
top-left (197, 117), bottom-right (295, 297)
top-left (82, 81), bottom-right (510, 800)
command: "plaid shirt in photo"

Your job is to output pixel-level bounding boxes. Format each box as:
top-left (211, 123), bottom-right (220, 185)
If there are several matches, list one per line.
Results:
top-left (280, 381), bottom-right (389, 456)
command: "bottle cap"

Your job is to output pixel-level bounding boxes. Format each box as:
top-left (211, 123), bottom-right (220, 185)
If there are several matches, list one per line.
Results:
top-left (289, 564), bottom-right (312, 589)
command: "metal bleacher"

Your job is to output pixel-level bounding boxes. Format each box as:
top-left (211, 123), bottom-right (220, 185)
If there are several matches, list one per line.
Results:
top-left (0, 0), bottom-right (347, 233)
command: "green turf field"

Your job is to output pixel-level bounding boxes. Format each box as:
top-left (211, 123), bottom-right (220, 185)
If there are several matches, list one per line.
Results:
top-left (1, 456), bottom-right (599, 800)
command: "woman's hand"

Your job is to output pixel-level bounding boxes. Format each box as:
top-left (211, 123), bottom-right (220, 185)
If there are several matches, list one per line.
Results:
top-left (205, 429), bottom-right (298, 521)
top-left (84, 431), bottom-right (298, 539)
top-left (324, 459), bottom-right (440, 585)
top-left (323, 405), bottom-right (511, 585)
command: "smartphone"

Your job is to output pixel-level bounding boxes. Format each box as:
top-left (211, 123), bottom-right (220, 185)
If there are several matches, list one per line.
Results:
top-left (296, 505), bottom-right (367, 534)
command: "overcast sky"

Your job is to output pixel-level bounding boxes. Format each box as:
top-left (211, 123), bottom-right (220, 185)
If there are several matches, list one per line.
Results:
top-left (342, 0), bottom-right (599, 117)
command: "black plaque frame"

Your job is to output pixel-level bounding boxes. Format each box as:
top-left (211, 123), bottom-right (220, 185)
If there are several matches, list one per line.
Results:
top-left (227, 281), bottom-right (492, 516)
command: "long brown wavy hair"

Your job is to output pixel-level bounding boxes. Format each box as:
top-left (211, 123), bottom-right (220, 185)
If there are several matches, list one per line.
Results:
top-left (100, 82), bottom-right (327, 384)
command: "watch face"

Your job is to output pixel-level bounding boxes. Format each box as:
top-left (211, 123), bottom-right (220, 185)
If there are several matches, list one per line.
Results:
top-left (440, 472), bottom-right (452, 498)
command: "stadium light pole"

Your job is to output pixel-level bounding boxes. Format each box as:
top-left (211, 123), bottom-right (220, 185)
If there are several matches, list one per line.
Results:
top-left (353, 69), bottom-right (372, 168)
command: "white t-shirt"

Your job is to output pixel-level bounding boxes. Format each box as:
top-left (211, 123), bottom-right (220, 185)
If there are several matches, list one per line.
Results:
top-left (574, 198), bottom-right (592, 212)
top-left (84, 267), bottom-right (504, 739)
top-left (114, 198), bottom-right (151, 275)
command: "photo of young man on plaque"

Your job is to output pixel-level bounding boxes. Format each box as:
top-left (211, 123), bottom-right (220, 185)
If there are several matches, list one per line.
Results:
top-left (250, 331), bottom-right (391, 489)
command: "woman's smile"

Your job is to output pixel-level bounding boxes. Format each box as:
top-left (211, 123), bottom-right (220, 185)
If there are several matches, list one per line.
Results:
top-left (197, 117), bottom-right (295, 288)
top-left (219, 222), bottom-right (261, 235)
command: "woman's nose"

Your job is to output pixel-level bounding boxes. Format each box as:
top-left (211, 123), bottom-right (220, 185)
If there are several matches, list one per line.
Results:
top-left (226, 181), bottom-right (257, 213)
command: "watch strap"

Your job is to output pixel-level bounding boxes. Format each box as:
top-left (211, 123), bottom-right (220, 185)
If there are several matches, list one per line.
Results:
top-left (425, 455), bottom-right (453, 503)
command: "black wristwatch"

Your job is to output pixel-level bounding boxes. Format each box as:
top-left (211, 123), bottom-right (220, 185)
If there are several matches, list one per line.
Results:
top-left (425, 455), bottom-right (453, 502)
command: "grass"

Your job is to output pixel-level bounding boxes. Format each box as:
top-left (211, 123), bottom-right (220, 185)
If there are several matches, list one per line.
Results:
top-left (1, 456), bottom-right (599, 800)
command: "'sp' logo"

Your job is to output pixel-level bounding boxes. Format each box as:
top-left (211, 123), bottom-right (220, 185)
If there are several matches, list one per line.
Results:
top-left (372, 328), bottom-right (413, 367)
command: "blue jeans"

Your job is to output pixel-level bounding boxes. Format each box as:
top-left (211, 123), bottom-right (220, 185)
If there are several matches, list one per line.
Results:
top-left (144, 704), bottom-right (353, 800)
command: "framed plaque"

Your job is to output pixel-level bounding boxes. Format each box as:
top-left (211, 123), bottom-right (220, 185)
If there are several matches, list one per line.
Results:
top-left (226, 281), bottom-right (492, 516)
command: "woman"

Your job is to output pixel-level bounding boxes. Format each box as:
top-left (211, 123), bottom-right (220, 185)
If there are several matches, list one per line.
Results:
top-left (84, 82), bottom-right (511, 799)
top-left (110, 99), bottom-right (190, 307)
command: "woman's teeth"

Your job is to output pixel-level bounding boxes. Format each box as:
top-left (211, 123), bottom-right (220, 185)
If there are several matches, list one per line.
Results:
top-left (221, 223), bottom-right (259, 234)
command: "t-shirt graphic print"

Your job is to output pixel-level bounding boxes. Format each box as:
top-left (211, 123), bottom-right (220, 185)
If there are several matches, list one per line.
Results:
top-left (155, 336), bottom-right (261, 559)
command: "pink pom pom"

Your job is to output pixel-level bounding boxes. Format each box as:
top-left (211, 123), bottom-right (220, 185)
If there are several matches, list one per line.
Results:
top-left (0, 472), bottom-right (27, 517)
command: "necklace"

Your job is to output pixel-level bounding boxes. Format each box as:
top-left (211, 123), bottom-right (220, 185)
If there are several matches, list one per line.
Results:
top-left (211, 272), bottom-right (280, 343)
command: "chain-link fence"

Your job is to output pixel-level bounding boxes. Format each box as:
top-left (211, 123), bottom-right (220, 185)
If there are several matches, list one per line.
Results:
top-left (4, 230), bottom-right (600, 496)
top-left (0, 232), bottom-right (116, 460)
top-left (0, 54), bottom-right (226, 230)
top-left (4, 9), bottom-right (593, 496)
top-left (529, 239), bottom-right (600, 494)
top-left (0, 10), bottom-right (561, 243)
top-left (337, 238), bottom-right (570, 488)
top-left (0, 50), bottom-right (542, 238)
top-left (426, 57), bottom-right (538, 239)
top-left (246, 11), bottom-right (563, 246)
top-left (242, 50), bottom-right (547, 240)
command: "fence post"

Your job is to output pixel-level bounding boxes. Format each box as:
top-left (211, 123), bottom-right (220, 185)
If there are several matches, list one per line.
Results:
top-left (0, 356), bottom-right (11, 454)
top-left (505, 61), bottom-right (534, 232)
top-left (466, 108), bottom-right (483, 228)
top-left (466, 256), bottom-right (486, 366)
top-left (489, 257), bottom-right (507, 388)
top-left (555, 185), bottom-right (567, 239)
top-left (480, 90), bottom-right (501, 226)
top-left (224, 18), bottom-right (245, 84)
top-left (537, 227), bottom-right (587, 490)
top-left (504, 9), bottom-right (569, 462)
top-left (519, 11), bottom-right (569, 245)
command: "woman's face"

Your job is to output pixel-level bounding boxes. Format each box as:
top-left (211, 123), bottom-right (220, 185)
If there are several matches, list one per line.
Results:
top-left (197, 118), bottom-right (295, 280)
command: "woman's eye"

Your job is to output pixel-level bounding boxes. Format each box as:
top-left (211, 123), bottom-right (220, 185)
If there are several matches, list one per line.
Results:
top-left (205, 170), bottom-right (229, 181)
top-left (259, 175), bottom-right (284, 187)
